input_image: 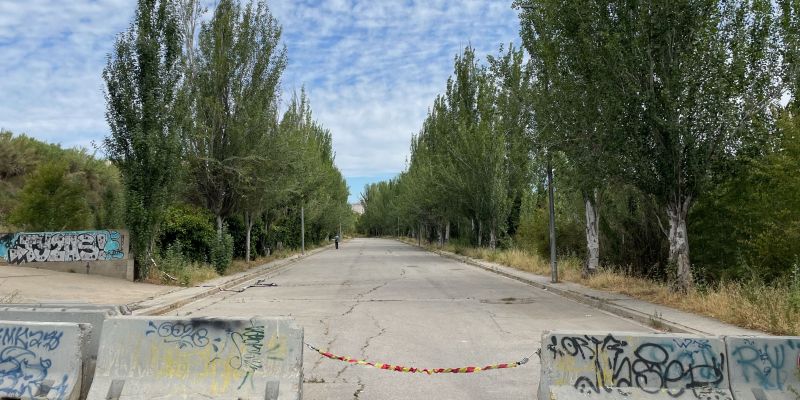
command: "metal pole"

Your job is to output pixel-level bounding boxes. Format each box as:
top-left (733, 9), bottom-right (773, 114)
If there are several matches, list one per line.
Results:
top-left (301, 203), bottom-right (305, 254)
top-left (547, 154), bottom-right (558, 283)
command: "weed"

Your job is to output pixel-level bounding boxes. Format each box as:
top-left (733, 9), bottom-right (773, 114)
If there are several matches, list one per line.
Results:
top-left (0, 290), bottom-right (19, 303)
top-left (648, 311), bottom-right (668, 331)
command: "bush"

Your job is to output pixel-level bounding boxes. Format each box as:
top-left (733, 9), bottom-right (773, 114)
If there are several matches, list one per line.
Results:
top-left (153, 241), bottom-right (218, 286)
top-left (211, 225), bottom-right (234, 274)
top-left (159, 204), bottom-right (216, 263)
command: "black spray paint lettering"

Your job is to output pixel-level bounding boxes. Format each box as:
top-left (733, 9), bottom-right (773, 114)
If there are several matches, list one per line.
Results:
top-left (549, 334), bottom-right (728, 399)
top-left (3, 231), bottom-right (123, 264)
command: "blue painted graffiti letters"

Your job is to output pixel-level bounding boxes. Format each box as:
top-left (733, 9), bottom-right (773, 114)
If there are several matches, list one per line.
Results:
top-left (0, 325), bottom-right (70, 400)
top-left (145, 320), bottom-right (210, 349)
top-left (730, 338), bottom-right (798, 391)
top-left (0, 326), bottom-right (63, 351)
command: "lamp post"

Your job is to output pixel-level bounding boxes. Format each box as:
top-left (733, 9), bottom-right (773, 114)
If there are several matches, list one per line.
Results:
top-left (517, 2), bottom-right (558, 283)
top-left (547, 152), bottom-right (557, 283)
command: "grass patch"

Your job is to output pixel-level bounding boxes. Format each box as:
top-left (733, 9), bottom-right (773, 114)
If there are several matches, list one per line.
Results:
top-left (145, 242), bottom-right (325, 287)
top-left (403, 237), bottom-right (800, 335)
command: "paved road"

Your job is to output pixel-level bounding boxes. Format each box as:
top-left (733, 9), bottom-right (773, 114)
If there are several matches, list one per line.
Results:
top-left (174, 238), bottom-right (653, 400)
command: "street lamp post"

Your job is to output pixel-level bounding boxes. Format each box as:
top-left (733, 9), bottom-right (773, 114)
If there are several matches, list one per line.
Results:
top-left (547, 153), bottom-right (557, 283)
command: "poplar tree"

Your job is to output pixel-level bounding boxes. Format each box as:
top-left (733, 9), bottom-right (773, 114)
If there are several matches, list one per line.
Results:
top-left (103, 0), bottom-right (184, 278)
top-left (185, 0), bottom-right (286, 236)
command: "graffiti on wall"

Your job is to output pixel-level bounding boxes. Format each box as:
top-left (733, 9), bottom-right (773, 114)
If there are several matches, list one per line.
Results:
top-left (145, 320), bottom-right (273, 390)
top-left (0, 326), bottom-right (70, 399)
top-left (546, 334), bottom-right (730, 399)
top-left (0, 230), bottom-right (126, 264)
top-left (728, 337), bottom-right (800, 391)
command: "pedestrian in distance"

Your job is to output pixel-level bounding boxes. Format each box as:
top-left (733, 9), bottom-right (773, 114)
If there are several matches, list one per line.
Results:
top-left (334, 234), bottom-right (339, 249)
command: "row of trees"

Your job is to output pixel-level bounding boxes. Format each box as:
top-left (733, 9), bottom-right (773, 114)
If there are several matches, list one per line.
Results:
top-left (359, 0), bottom-right (799, 291)
top-left (359, 44), bottom-right (534, 249)
top-left (103, 0), bottom-right (351, 278)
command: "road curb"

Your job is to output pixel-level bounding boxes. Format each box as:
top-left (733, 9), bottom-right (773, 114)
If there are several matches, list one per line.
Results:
top-left (130, 244), bottom-right (333, 316)
top-left (402, 240), bottom-right (704, 335)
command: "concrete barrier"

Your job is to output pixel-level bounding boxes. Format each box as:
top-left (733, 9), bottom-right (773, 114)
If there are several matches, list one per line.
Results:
top-left (87, 316), bottom-right (303, 400)
top-left (0, 303), bottom-right (130, 315)
top-left (0, 308), bottom-right (117, 399)
top-left (540, 331), bottom-right (733, 400)
top-left (726, 336), bottom-right (800, 400)
top-left (0, 320), bottom-right (88, 400)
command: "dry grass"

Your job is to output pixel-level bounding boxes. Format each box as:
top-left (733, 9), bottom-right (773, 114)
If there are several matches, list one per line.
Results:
top-left (0, 289), bottom-right (19, 303)
top-left (406, 238), bottom-right (800, 335)
top-left (226, 249), bottom-right (295, 275)
top-left (144, 262), bottom-right (219, 287)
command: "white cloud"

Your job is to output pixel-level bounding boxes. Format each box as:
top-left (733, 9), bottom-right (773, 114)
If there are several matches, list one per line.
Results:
top-left (0, 0), bottom-right (521, 177)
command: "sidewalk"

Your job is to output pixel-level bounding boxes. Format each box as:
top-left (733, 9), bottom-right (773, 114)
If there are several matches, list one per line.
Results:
top-left (0, 244), bottom-right (332, 314)
top-left (0, 264), bottom-right (173, 305)
top-left (418, 243), bottom-right (764, 336)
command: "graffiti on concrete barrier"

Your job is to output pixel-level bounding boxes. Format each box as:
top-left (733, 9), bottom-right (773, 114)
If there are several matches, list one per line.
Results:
top-left (146, 320), bottom-right (267, 390)
top-left (146, 321), bottom-right (210, 349)
top-left (228, 324), bottom-right (266, 389)
top-left (0, 326), bottom-right (70, 399)
top-left (547, 334), bottom-right (729, 399)
top-left (729, 338), bottom-right (800, 391)
top-left (0, 230), bottom-right (126, 264)
top-left (0, 326), bottom-right (63, 351)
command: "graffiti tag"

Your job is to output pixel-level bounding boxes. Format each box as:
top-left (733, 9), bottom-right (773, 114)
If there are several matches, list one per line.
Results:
top-left (0, 230), bottom-right (125, 264)
top-left (547, 334), bottom-right (729, 399)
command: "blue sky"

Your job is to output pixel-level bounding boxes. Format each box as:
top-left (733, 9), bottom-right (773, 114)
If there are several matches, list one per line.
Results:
top-left (0, 0), bottom-right (522, 203)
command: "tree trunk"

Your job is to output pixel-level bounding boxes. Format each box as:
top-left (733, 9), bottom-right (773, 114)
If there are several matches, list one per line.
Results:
top-left (263, 217), bottom-right (271, 256)
top-left (216, 215), bottom-right (223, 237)
top-left (418, 221), bottom-right (422, 246)
top-left (477, 220), bottom-right (483, 247)
top-left (445, 222), bottom-right (450, 244)
top-left (244, 212), bottom-right (252, 263)
top-left (583, 190), bottom-right (600, 276)
top-left (667, 196), bottom-right (693, 292)
top-left (437, 223), bottom-right (443, 248)
top-left (489, 224), bottom-right (496, 250)
top-left (299, 204), bottom-right (305, 254)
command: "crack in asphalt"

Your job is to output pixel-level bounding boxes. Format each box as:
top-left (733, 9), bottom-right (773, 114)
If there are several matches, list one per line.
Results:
top-left (361, 313), bottom-right (386, 357)
top-left (486, 309), bottom-right (511, 335)
top-left (353, 379), bottom-right (365, 399)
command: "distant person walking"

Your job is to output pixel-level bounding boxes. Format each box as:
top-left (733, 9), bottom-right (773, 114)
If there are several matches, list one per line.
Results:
top-left (334, 235), bottom-right (339, 249)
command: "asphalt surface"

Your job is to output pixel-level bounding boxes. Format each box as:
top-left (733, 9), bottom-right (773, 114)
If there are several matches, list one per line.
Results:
top-left (174, 238), bottom-right (654, 400)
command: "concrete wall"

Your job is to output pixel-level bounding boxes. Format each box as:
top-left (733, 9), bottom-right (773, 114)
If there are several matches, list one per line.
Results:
top-left (0, 230), bottom-right (133, 280)
top-left (87, 316), bottom-right (303, 400)
top-left (726, 336), bottom-right (800, 400)
top-left (0, 320), bottom-right (89, 400)
top-left (540, 331), bottom-right (733, 400)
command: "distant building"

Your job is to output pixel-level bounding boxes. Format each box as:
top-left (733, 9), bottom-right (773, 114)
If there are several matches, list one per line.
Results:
top-left (351, 203), bottom-right (364, 215)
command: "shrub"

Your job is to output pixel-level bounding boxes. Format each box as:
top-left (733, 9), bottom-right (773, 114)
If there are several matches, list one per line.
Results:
top-left (211, 225), bottom-right (234, 274)
top-left (159, 204), bottom-right (216, 263)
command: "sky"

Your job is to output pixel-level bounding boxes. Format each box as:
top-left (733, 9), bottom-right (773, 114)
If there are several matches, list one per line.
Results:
top-left (0, 0), bottom-right (522, 203)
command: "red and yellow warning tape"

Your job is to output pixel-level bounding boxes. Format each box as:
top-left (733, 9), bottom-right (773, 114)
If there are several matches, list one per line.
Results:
top-left (305, 343), bottom-right (532, 375)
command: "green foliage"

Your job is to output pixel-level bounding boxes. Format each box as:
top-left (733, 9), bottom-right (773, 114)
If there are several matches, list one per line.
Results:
top-left (0, 131), bottom-right (123, 232)
top-left (154, 240), bottom-right (218, 286)
top-left (158, 204), bottom-right (216, 263)
top-left (691, 111), bottom-right (800, 282)
top-left (9, 162), bottom-right (91, 231)
top-left (210, 225), bottom-right (234, 274)
top-left (359, 45), bottom-right (532, 249)
top-left (103, 0), bottom-right (184, 279)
